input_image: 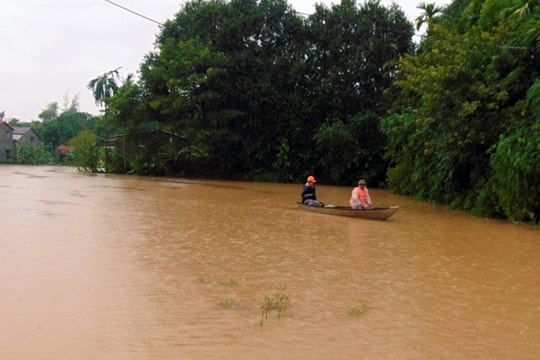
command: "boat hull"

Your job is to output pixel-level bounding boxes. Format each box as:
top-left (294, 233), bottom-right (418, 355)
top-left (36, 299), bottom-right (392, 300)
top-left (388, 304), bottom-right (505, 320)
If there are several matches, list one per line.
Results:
top-left (297, 202), bottom-right (399, 220)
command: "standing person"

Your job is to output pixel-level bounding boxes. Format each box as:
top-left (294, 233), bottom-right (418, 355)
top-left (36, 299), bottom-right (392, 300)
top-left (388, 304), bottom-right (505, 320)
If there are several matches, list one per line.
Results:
top-left (350, 179), bottom-right (373, 209)
top-left (301, 175), bottom-right (322, 206)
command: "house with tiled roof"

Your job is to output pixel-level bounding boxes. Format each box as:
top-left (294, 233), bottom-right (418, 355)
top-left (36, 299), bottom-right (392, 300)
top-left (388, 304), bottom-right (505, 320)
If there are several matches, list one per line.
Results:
top-left (12, 126), bottom-right (42, 148)
top-left (0, 122), bottom-right (43, 162)
top-left (0, 121), bottom-right (14, 162)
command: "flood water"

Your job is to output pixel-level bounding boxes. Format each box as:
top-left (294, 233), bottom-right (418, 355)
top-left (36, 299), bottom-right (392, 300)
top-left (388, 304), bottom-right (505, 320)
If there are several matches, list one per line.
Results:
top-left (1, 165), bottom-right (539, 359)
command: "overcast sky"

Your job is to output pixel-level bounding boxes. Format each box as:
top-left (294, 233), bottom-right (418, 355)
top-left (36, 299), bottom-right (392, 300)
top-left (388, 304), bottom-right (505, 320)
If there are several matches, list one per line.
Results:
top-left (1, 0), bottom-right (451, 121)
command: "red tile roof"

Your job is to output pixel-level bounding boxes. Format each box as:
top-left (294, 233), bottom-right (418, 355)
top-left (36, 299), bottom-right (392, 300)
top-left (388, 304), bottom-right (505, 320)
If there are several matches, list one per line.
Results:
top-left (55, 145), bottom-right (73, 153)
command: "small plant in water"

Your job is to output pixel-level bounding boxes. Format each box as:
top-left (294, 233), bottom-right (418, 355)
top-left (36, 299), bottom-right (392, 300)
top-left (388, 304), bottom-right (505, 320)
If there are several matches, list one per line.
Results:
top-left (195, 276), bottom-right (211, 284)
top-left (347, 300), bottom-right (369, 317)
top-left (260, 286), bottom-right (290, 326)
top-left (219, 278), bottom-right (238, 287)
top-left (218, 297), bottom-right (236, 309)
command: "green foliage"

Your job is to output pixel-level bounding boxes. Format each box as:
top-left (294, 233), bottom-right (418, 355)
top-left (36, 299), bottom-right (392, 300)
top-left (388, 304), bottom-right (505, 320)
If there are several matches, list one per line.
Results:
top-left (314, 119), bottom-right (356, 183)
top-left (68, 130), bottom-right (98, 172)
top-left (124, 0), bottom-right (412, 182)
top-left (35, 103), bottom-right (97, 150)
top-left (312, 112), bottom-right (387, 185)
top-left (218, 298), bottom-right (237, 309)
top-left (19, 0), bottom-right (536, 222)
top-left (490, 129), bottom-right (540, 222)
top-left (11, 97), bottom-right (100, 167)
top-left (15, 0), bottom-right (534, 222)
top-left (489, 80), bottom-right (540, 222)
top-left (271, 137), bottom-right (294, 183)
top-left (383, 0), bottom-right (540, 220)
top-left (87, 67), bottom-right (121, 107)
top-left (415, 1), bottom-right (444, 32)
top-left (39, 102), bottom-right (60, 122)
top-left (260, 286), bottom-right (290, 326)
top-left (382, 109), bottom-right (430, 196)
top-left (347, 299), bottom-right (369, 317)
top-left (15, 144), bottom-right (54, 165)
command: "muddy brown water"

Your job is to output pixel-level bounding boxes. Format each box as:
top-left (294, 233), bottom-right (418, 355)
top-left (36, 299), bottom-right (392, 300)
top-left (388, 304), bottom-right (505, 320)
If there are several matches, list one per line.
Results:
top-left (1, 165), bottom-right (538, 359)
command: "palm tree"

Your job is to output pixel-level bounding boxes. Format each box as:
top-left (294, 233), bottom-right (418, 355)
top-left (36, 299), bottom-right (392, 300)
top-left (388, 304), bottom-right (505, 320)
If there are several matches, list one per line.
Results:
top-left (504, 0), bottom-right (536, 21)
top-left (87, 67), bottom-right (122, 107)
top-left (415, 2), bottom-right (443, 32)
top-left (503, 0), bottom-right (540, 48)
top-left (87, 67), bottom-right (122, 172)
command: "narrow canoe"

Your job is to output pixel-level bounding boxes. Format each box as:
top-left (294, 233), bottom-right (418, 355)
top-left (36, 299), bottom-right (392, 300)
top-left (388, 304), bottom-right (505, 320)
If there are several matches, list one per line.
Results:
top-left (297, 202), bottom-right (399, 220)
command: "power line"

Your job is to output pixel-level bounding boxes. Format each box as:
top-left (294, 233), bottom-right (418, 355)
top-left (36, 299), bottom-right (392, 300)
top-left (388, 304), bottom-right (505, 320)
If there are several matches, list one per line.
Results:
top-left (104, 0), bottom-right (163, 27)
top-left (103, 0), bottom-right (533, 51)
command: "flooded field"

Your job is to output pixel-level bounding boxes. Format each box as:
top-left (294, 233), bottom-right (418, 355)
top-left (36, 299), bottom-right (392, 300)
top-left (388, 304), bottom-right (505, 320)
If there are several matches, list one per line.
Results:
top-left (1, 165), bottom-right (539, 359)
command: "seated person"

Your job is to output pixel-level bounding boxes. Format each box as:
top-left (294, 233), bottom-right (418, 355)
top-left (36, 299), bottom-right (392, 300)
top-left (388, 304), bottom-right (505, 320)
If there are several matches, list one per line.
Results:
top-left (301, 175), bottom-right (322, 206)
top-left (350, 179), bottom-right (373, 209)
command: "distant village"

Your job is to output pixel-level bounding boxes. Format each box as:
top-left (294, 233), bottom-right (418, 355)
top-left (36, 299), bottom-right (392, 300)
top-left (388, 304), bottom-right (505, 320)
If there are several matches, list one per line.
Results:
top-left (0, 120), bottom-right (44, 162)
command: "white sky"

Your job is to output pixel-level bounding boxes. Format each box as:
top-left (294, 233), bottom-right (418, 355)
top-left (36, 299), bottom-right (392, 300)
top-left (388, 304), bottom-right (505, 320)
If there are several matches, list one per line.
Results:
top-left (0, 0), bottom-right (451, 121)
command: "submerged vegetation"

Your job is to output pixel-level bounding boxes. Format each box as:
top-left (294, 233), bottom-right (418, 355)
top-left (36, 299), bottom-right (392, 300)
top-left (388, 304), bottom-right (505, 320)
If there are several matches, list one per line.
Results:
top-left (260, 286), bottom-right (290, 326)
top-left (347, 300), bottom-right (369, 317)
top-left (216, 283), bottom-right (370, 324)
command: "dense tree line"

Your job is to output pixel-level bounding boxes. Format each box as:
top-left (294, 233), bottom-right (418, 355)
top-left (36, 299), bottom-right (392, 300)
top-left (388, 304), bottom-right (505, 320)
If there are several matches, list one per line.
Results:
top-left (6, 97), bottom-right (98, 165)
top-left (7, 0), bottom-right (539, 223)
top-left (100, 0), bottom-right (413, 184)
top-left (382, 0), bottom-right (539, 222)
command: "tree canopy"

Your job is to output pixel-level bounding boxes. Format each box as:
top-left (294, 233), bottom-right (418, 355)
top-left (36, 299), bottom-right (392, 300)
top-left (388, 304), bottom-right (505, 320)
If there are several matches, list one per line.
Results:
top-left (382, 0), bottom-right (540, 222)
top-left (19, 0), bottom-right (537, 223)
top-left (103, 0), bottom-right (413, 184)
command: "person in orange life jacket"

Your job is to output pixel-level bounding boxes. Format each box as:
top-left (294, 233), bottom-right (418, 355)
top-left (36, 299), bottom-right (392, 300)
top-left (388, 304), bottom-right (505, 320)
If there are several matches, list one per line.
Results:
top-left (301, 175), bottom-right (323, 206)
top-left (350, 179), bottom-right (373, 209)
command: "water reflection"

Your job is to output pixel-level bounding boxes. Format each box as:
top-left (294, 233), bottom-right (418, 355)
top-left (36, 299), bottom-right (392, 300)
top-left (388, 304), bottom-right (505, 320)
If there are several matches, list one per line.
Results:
top-left (0, 165), bottom-right (538, 360)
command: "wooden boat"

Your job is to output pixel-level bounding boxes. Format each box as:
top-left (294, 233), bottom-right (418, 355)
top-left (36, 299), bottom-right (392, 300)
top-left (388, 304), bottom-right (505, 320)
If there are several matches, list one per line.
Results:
top-left (297, 202), bottom-right (399, 220)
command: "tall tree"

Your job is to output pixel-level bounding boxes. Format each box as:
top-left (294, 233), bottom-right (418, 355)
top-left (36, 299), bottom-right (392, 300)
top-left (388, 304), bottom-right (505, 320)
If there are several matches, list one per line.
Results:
top-left (415, 2), bottom-right (444, 32)
top-left (383, 0), bottom-right (540, 221)
top-left (305, 0), bottom-right (413, 184)
top-left (87, 67), bottom-right (121, 108)
top-left (87, 67), bottom-right (122, 171)
top-left (105, 0), bottom-right (414, 184)
top-left (144, 0), bottom-right (308, 178)
top-left (39, 102), bottom-right (59, 123)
